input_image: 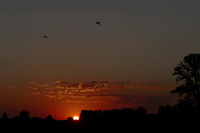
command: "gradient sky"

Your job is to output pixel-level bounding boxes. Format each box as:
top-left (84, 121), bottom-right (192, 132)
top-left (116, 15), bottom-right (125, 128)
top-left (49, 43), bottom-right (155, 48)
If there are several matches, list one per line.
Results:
top-left (1, 0), bottom-right (200, 120)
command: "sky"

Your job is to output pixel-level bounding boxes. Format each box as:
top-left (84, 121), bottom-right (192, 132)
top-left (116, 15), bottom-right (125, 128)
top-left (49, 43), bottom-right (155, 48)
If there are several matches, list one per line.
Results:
top-left (1, 0), bottom-right (200, 120)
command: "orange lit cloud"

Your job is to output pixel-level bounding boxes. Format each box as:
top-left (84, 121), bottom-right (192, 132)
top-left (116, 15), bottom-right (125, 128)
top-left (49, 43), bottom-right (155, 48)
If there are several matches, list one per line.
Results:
top-left (28, 80), bottom-right (177, 108)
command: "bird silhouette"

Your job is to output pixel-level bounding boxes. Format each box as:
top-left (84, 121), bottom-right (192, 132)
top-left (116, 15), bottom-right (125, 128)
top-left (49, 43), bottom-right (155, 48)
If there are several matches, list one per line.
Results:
top-left (43, 36), bottom-right (48, 38)
top-left (96, 21), bottom-right (100, 25)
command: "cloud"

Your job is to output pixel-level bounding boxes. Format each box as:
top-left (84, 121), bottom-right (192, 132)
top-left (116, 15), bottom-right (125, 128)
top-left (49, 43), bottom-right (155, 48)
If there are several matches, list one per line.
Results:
top-left (28, 80), bottom-right (176, 107)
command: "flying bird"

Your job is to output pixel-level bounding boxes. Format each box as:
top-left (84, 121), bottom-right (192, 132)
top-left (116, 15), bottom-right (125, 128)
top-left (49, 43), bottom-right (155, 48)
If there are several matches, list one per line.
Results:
top-left (96, 21), bottom-right (100, 25)
top-left (43, 36), bottom-right (48, 38)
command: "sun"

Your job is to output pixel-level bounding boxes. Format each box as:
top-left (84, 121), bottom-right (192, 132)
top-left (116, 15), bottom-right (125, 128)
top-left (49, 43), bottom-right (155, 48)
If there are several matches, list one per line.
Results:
top-left (73, 116), bottom-right (79, 121)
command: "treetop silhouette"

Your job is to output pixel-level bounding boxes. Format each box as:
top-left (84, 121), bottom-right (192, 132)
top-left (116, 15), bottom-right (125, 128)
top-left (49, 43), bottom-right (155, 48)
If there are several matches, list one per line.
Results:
top-left (171, 53), bottom-right (200, 107)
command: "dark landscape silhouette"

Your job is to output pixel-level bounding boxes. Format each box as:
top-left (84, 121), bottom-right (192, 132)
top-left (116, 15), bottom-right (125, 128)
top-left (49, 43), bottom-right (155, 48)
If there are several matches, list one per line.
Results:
top-left (1, 53), bottom-right (200, 133)
top-left (0, 105), bottom-right (200, 133)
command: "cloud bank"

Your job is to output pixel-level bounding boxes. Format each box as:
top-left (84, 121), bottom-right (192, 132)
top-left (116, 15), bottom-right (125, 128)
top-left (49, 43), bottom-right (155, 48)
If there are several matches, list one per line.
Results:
top-left (28, 80), bottom-right (177, 110)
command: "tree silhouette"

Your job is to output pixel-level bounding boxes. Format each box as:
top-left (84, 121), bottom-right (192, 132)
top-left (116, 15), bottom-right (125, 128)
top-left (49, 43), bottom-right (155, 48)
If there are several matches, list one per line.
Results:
top-left (19, 110), bottom-right (30, 120)
top-left (1, 112), bottom-right (8, 120)
top-left (171, 53), bottom-right (200, 107)
top-left (136, 106), bottom-right (147, 115)
top-left (46, 115), bottom-right (53, 120)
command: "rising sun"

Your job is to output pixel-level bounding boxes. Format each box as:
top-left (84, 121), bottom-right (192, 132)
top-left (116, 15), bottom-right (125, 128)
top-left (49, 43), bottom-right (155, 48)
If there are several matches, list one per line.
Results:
top-left (73, 116), bottom-right (79, 120)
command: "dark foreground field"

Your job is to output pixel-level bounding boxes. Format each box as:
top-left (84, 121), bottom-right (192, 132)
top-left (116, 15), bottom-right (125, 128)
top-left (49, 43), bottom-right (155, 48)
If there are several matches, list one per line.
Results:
top-left (1, 107), bottom-right (200, 133)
